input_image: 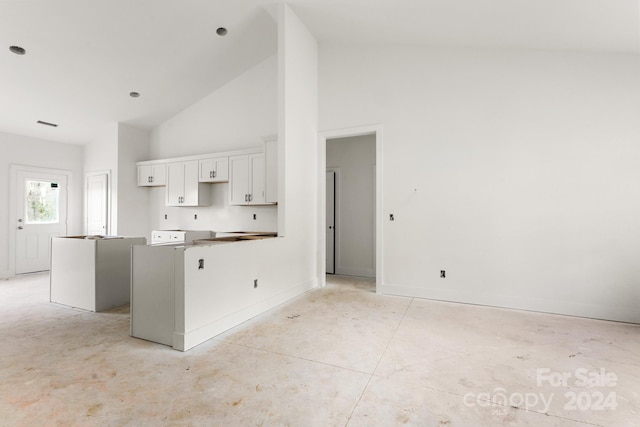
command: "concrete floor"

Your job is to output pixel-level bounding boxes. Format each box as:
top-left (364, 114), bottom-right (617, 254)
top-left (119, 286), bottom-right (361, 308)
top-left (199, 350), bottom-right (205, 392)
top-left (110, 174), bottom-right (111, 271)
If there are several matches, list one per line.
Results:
top-left (1, 273), bottom-right (638, 426)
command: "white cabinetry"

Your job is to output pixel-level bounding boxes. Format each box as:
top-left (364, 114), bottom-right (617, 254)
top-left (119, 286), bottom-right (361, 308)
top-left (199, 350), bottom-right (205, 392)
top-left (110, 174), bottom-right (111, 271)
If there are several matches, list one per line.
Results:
top-left (199, 157), bottom-right (229, 183)
top-left (137, 164), bottom-right (166, 186)
top-left (229, 153), bottom-right (265, 205)
top-left (166, 161), bottom-right (210, 206)
top-left (265, 140), bottom-right (277, 204)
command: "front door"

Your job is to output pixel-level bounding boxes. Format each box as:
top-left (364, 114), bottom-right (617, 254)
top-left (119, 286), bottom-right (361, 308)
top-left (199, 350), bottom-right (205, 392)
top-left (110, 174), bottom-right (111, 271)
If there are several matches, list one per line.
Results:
top-left (15, 168), bottom-right (68, 274)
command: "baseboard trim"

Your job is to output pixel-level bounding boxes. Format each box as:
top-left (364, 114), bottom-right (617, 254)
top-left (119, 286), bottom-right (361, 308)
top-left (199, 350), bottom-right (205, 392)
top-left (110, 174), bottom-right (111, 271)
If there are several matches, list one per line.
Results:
top-left (381, 284), bottom-right (640, 325)
top-left (175, 278), bottom-right (318, 351)
top-left (335, 266), bottom-right (375, 278)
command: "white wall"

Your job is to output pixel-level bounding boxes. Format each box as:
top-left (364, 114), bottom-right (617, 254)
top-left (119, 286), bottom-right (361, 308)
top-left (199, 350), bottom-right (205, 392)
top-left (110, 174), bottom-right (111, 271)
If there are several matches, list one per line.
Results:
top-left (0, 131), bottom-right (83, 278)
top-left (327, 135), bottom-right (376, 277)
top-left (319, 45), bottom-right (640, 323)
top-left (84, 123), bottom-right (150, 238)
top-left (151, 55), bottom-right (278, 159)
top-left (116, 124), bottom-right (150, 238)
top-left (148, 55), bottom-right (278, 234)
top-left (84, 124), bottom-right (117, 234)
top-left (274, 2), bottom-right (319, 282)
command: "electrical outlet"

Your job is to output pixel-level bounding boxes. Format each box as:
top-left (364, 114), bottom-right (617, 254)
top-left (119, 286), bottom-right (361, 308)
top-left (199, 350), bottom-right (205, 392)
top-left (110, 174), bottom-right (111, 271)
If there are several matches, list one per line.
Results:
top-left (164, 214), bottom-right (168, 220)
top-left (194, 214), bottom-right (198, 220)
top-left (253, 214), bottom-right (257, 220)
top-left (390, 214), bottom-right (395, 221)
top-left (254, 279), bottom-right (258, 288)
top-left (440, 270), bottom-right (446, 278)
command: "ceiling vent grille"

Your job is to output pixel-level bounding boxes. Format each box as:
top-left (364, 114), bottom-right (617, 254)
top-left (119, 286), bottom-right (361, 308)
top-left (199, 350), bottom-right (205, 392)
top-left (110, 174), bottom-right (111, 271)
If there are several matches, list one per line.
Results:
top-left (37, 120), bottom-right (58, 127)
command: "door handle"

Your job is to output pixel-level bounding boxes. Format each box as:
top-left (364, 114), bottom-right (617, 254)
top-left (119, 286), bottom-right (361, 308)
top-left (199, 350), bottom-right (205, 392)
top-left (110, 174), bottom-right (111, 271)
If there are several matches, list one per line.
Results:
top-left (18, 226), bottom-right (23, 230)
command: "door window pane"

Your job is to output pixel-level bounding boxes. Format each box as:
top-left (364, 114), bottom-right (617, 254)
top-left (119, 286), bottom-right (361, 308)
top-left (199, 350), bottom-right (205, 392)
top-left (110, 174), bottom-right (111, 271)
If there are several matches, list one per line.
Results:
top-left (25, 180), bottom-right (59, 224)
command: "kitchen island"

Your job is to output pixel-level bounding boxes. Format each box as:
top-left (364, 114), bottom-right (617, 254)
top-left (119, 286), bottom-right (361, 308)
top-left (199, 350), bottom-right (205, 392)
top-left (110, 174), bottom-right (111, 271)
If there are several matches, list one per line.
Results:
top-left (50, 235), bottom-right (146, 311)
top-left (130, 232), bottom-right (312, 351)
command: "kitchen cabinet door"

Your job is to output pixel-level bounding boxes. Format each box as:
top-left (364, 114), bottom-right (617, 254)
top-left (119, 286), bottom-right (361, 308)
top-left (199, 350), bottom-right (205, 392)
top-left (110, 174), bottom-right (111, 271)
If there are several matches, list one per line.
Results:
top-left (229, 155), bottom-right (249, 205)
top-left (264, 140), bottom-right (277, 203)
top-left (229, 153), bottom-right (267, 206)
top-left (137, 164), bottom-right (166, 187)
top-left (166, 162), bottom-right (185, 206)
top-left (182, 160), bottom-right (200, 205)
top-left (199, 157), bottom-right (229, 183)
top-left (166, 161), bottom-right (209, 206)
top-left (249, 154), bottom-right (265, 204)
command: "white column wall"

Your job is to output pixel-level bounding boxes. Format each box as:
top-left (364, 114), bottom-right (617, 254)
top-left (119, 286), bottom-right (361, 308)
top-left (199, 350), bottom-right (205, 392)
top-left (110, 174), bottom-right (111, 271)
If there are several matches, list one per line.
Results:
top-left (276, 3), bottom-right (319, 283)
top-left (319, 45), bottom-right (640, 323)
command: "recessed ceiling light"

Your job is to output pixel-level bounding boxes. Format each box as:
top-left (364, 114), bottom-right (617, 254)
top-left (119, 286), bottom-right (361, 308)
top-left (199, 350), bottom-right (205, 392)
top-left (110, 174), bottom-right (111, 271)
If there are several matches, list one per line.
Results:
top-left (9, 45), bottom-right (26, 55)
top-left (37, 120), bottom-right (58, 127)
top-left (129, 91), bottom-right (140, 98)
top-left (216, 27), bottom-right (228, 36)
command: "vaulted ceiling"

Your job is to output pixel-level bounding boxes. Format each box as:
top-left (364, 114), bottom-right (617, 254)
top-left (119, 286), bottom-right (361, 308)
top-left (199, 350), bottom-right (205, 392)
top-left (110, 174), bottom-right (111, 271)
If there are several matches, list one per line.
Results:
top-left (1, 0), bottom-right (637, 144)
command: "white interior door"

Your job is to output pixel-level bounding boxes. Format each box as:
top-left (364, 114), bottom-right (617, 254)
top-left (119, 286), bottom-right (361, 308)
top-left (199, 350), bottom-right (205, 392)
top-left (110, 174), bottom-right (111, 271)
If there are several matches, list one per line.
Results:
top-left (15, 169), bottom-right (68, 274)
top-left (87, 173), bottom-right (108, 235)
top-left (326, 171), bottom-right (335, 274)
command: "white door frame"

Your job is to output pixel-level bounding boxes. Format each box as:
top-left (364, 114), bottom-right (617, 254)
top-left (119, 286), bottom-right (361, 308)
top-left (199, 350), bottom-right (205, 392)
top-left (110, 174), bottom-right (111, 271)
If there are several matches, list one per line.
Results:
top-left (85, 170), bottom-right (111, 235)
top-left (317, 124), bottom-right (383, 292)
top-left (9, 164), bottom-right (72, 276)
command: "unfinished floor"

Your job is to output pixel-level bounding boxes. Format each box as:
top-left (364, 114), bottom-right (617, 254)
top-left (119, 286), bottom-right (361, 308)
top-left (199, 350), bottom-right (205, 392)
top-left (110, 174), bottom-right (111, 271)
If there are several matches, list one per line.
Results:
top-left (1, 273), bottom-right (638, 426)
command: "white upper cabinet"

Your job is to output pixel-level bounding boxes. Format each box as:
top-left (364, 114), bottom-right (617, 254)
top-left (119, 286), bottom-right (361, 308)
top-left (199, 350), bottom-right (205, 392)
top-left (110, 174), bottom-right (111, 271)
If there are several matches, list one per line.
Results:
top-left (229, 153), bottom-right (266, 205)
top-left (166, 161), bottom-right (210, 207)
top-left (137, 143), bottom-right (276, 206)
top-left (137, 164), bottom-right (166, 187)
top-left (264, 139), bottom-right (277, 204)
top-left (199, 156), bottom-right (229, 183)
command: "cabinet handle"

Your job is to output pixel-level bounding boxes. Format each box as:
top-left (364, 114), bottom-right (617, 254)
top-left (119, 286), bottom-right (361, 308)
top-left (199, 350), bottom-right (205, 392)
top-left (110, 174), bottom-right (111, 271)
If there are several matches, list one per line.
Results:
top-left (213, 170), bottom-right (216, 178)
top-left (210, 171), bottom-right (213, 179)
top-left (248, 194), bottom-right (252, 202)
top-left (148, 176), bottom-right (151, 183)
top-left (150, 176), bottom-right (153, 183)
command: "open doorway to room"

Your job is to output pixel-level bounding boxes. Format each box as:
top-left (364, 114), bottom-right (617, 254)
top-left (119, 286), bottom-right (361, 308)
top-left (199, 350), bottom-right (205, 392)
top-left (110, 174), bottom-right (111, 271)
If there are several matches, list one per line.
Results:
top-left (326, 134), bottom-right (376, 278)
top-left (318, 125), bottom-right (383, 293)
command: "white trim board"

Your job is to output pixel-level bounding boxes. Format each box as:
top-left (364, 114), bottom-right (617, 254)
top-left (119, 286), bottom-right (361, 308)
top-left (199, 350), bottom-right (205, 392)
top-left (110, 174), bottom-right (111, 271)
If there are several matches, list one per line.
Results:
top-left (382, 284), bottom-right (640, 324)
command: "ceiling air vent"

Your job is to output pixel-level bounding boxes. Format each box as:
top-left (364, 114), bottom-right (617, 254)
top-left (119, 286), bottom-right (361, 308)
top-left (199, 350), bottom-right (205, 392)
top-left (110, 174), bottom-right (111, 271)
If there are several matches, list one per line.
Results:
top-left (37, 120), bottom-right (58, 127)
top-left (9, 45), bottom-right (26, 55)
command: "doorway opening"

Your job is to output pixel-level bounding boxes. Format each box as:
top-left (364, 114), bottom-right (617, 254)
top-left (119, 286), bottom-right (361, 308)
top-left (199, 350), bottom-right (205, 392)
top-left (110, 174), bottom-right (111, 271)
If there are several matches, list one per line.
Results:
top-left (318, 125), bottom-right (383, 292)
top-left (326, 134), bottom-right (376, 278)
top-left (9, 165), bottom-right (71, 275)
